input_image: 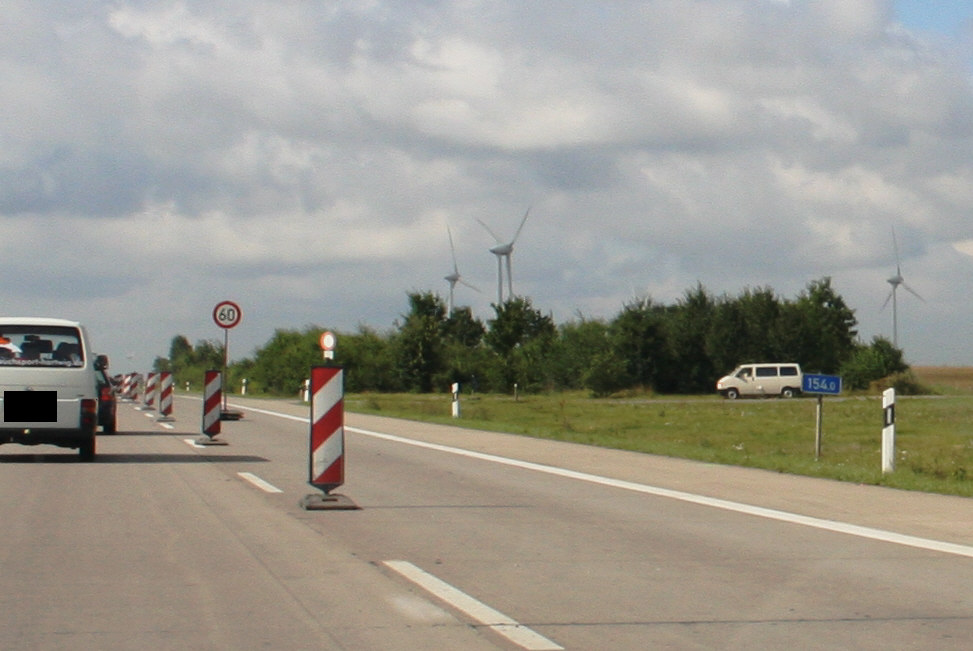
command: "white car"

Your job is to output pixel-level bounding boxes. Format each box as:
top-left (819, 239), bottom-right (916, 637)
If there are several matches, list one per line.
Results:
top-left (0, 318), bottom-right (101, 459)
top-left (716, 363), bottom-right (803, 399)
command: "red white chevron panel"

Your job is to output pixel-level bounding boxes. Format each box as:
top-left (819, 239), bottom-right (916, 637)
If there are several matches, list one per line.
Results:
top-left (158, 372), bottom-right (173, 417)
top-left (203, 370), bottom-right (222, 436)
top-left (309, 366), bottom-right (344, 492)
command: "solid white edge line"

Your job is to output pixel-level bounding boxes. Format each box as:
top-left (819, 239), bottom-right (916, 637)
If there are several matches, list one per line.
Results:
top-left (237, 472), bottom-right (284, 494)
top-left (383, 560), bottom-right (563, 651)
top-left (348, 427), bottom-right (973, 560)
top-left (214, 403), bottom-right (973, 560)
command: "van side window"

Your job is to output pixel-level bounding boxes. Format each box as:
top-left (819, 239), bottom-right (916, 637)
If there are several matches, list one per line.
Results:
top-left (780, 366), bottom-right (799, 376)
top-left (755, 367), bottom-right (777, 378)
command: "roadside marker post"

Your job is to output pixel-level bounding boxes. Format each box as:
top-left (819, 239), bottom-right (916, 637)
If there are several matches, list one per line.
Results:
top-left (156, 372), bottom-right (175, 422)
top-left (882, 388), bottom-right (896, 474)
top-left (197, 370), bottom-right (228, 446)
top-left (801, 374), bottom-right (842, 460)
top-left (451, 382), bottom-right (461, 418)
top-left (300, 365), bottom-right (358, 510)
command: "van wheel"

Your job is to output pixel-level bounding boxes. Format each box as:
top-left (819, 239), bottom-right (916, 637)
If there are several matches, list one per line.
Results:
top-left (781, 387), bottom-right (795, 398)
top-left (725, 388), bottom-right (739, 400)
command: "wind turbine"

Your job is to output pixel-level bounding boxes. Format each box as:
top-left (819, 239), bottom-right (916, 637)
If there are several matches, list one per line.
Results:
top-left (476, 207), bottom-right (530, 304)
top-left (882, 227), bottom-right (924, 348)
top-left (444, 226), bottom-right (480, 314)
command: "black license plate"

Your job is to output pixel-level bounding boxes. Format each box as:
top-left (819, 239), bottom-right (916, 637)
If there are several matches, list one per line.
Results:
top-left (3, 391), bottom-right (57, 422)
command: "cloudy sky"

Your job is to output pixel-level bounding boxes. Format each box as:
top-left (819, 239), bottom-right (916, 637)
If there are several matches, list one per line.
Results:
top-left (2, 1), bottom-right (972, 375)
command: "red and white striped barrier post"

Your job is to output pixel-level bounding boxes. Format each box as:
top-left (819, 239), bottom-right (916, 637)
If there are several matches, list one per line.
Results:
top-left (121, 374), bottom-right (134, 400)
top-left (300, 365), bottom-right (358, 510)
top-left (156, 371), bottom-right (174, 422)
top-left (196, 370), bottom-right (228, 445)
top-left (141, 372), bottom-right (157, 410)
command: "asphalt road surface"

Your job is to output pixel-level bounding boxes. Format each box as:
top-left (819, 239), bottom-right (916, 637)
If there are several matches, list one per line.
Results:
top-left (2, 393), bottom-right (973, 650)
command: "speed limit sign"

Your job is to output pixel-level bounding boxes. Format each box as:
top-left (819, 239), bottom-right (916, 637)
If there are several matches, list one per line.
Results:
top-left (213, 301), bottom-right (242, 329)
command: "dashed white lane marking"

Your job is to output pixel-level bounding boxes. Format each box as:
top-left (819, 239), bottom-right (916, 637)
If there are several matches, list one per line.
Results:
top-left (140, 409), bottom-right (174, 429)
top-left (237, 472), bottom-right (283, 493)
top-left (383, 560), bottom-right (563, 651)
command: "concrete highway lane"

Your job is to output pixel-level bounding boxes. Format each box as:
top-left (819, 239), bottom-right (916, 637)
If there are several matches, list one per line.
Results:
top-left (3, 393), bottom-right (973, 649)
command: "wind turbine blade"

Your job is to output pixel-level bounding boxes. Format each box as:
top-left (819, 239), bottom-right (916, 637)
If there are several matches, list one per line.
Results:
top-left (476, 218), bottom-right (503, 244)
top-left (902, 282), bottom-right (925, 302)
top-left (460, 279), bottom-right (482, 293)
top-left (510, 207), bottom-right (530, 245)
top-left (447, 225), bottom-right (459, 273)
top-left (891, 226), bottom-right (902, 275)
top-left (880, 289), bottom-right (894, 311)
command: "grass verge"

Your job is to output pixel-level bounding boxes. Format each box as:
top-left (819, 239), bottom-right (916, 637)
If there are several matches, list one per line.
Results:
top-left (347, 372), bottom-right (973, 497)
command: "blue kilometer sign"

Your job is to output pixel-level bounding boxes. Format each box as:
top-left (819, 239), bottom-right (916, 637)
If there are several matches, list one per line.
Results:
top-left (802, 373), bottom-right (842, 395)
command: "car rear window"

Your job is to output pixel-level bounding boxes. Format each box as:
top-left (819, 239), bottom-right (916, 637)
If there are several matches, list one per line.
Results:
top-left (0, 326), bottom-right (84, 368)
top-left (780, 366), bottom-right (799, 376)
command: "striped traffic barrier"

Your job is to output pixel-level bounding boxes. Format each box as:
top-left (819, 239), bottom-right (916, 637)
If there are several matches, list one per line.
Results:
top-left (120, 374), bottom-right (134, 401)
top-left (129, 373), bottom-right (140, 403)
top-left (156, 371), bottom-right (174, 422)
top-left (196, 370), bottom-right (227, 446)
top-left (300, 365), bottom-right (358, 510)
top-left (141, 372), bottom-right (157, 410)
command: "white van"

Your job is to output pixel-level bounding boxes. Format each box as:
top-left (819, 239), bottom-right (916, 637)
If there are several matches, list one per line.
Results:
top-left (716, 363), bottom-right (803, 399)
top-left (0, 318), bottom-right (101, 459)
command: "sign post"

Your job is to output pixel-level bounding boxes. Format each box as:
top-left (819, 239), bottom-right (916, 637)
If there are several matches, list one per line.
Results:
top-left (801, 374), bottom-right (842, 460)
top-left (213, 301), bottom-right (244, 421)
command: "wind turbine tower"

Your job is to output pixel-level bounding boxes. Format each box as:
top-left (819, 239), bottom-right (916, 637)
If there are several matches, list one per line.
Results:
top-left (476, 208), bottom-right (530, 304)
top-left (444, 226), bottom-right (479, 314)
top-left (882, 227), bottom-right (924, 348)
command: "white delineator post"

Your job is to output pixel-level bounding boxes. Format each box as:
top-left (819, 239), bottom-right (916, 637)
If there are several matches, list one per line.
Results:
top-left (451, 382), bottom-right (460, 418)
top-left (882, 388), bottom-right (896, 474)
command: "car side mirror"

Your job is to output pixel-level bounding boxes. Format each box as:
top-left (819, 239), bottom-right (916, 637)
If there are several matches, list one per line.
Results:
top-left (95, 354), bottom-right (109, 371)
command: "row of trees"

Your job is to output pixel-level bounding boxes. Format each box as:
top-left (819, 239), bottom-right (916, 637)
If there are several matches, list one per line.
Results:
top-left (154, 277), bottom-right (908, 397)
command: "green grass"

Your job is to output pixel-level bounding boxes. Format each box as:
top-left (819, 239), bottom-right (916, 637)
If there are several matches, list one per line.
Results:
top-left (345, 390), bottom-right (973, 497)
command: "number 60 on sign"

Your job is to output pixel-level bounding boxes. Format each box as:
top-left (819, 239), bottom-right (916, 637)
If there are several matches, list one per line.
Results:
top-left (213, 301), bottom-right (242, 329)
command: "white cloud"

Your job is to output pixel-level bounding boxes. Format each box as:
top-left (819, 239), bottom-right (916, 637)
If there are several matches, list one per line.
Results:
top-left (1, 0), bottom-right (972, 370)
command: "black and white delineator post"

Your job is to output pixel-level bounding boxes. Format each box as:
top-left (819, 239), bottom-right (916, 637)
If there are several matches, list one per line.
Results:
top-left (882, 388), bottom-right (896, 474)
top-left (300, 365), bottom-right (358, 510)
top-left (451, 382), bottom-right (460, 418)
top-left (197, 370), bottom-right (228, 446)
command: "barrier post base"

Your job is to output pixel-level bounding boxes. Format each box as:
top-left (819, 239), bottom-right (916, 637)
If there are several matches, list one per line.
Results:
top-left (195, 436), bottom-right (229, 446)
top-left (156, 415), bottom-right (175, 423)
top-left (300, 492), bottom-right (359, 511)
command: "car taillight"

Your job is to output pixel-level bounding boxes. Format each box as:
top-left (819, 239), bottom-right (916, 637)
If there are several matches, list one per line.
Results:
top-left (100, 385), bottom-right (112, 401)
top-left (81, 398), bottom-right (97, 431)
